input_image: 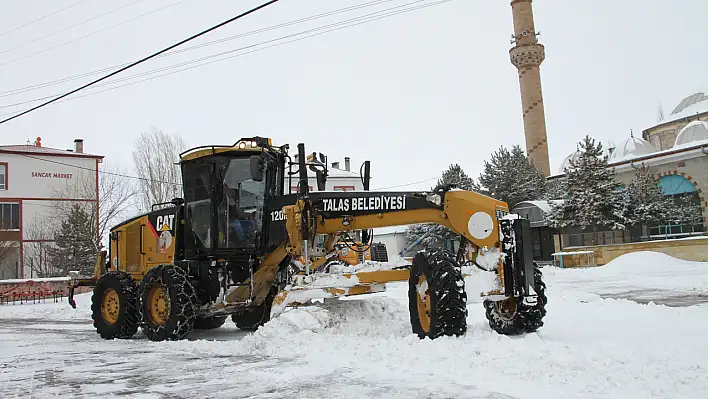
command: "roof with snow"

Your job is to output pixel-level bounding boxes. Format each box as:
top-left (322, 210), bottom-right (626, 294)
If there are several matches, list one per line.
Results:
top-left (513, 200), bottom-right (564, 214)
top-left (647, 92), bottom-right (708, 129)
top-left (0, 144), bottom-right (103, 158)
top-left (327, 167), bottom-right (361, 178)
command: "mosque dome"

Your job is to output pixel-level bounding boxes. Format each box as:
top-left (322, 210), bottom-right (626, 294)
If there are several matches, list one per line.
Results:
top-left (558, 149), bottom-right (581, 174)
top-left (609, 135), bottom-right (657, 162)
top-left (674, 120), bottom-right (708, 147)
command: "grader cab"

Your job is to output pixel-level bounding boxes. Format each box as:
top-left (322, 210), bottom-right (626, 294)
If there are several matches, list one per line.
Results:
top-left (68, 137), bottom-right (546, 341)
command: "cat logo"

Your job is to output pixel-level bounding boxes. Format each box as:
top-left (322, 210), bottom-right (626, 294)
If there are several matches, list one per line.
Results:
top-left (155, 214), bottom-right (175, 254)
top-left (156, 215), bottom-right (175, 232)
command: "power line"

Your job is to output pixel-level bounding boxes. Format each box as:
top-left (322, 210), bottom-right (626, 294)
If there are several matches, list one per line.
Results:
top-left (0, 0), bottom-right (397, 99)
top-left (373, 177), bottom-right (439, 190)
top-left (0, 0), bottom-right (282, 125)
top-left (0, 0), bottom-right (187, 67)
top-left (0, 0), bottom-right (451, 116)
top-left (17, 151), bottom-right (442, 192)
top-left (0, 0), bottom-right (430, 109)
top-left (0, 0), bottom-right (92, 38)
top-left (0, 0), bottom-right (144, 56)
top-left (14, 152), bottom-right (182, 186)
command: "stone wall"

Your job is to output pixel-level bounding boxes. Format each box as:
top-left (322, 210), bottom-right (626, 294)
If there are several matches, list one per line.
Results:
top-left (560, 236), bottom-right (708, 266)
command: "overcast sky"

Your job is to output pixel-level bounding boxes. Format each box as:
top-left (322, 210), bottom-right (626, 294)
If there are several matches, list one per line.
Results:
top-left (1, 0), bottom-right (707, 190)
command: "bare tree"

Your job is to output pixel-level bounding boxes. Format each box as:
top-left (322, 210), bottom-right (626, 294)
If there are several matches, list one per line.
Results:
top-left (132, 127), bottom-right (186, 212)
top-left (657, 102), bottom-right (665, 123)
top-left (49, 162), bottom-right (136, 250)
top-left (22, 220), bottom-right (56, 278)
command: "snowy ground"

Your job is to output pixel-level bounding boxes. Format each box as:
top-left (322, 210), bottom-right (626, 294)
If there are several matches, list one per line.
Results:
top-left (2, 251), bottom-right (708, 398)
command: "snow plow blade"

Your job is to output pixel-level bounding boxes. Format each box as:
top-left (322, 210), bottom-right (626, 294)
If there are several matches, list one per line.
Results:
top-left (271, 268), bottom-right (408, 316)
top-left (66, 250), bottom-right (107, 309)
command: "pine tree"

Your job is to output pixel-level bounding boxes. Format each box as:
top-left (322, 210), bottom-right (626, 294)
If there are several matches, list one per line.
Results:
top-left (543, 178), bottom-right (569, 200)
top-left (478, 145), bottom-right (548, 207)
top-left (47, 204), bottom-right (101, 276)
top-left (666, 195), bottom-right (704, 229)
top-left (438, 163), bottom-right (480, 191)
top-left (546, 136), bottom-right (623, 230)
top-left (623, 165), bottom-right (673, 228)
top-left (405, 163), bottom-right (479, 249)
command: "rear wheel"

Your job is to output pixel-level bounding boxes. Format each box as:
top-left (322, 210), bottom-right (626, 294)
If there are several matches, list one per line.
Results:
top-left (138, 264), bottom-right (198, 341)
top-left (408, 249), bottom-right (468, 339)
top-left (483, 266), bottom-right (547, 335)
top-left (231, 287), bottom-right (277, 331)
top-left (90, 271), bottom-right (139, 339)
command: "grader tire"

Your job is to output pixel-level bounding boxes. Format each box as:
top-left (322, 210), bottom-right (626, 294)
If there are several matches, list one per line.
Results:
top-left (232, 287), bottom-right (277, 331)
top-left (138, 264), bottom-right (198, 341)
top-left (408, 248), bottom-right (468, 339)
top-left (90, 271), bottom-right (139, 340)
top-left (193, 316), bottom-right (227, 330)
top-left (483, 266), bottom-right (547, 335)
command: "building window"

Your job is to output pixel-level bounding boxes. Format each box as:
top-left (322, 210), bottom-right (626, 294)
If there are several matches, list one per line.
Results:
top-left (333, 186), bottom-right (355, 192)
top-left (0, 163), bottom-right (6, 190)
top-left (0, 203), bottom-right (19, 230)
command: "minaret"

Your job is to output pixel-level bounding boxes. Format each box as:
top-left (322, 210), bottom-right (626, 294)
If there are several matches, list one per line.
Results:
top-left (509, 0), bottom-right (551, 176)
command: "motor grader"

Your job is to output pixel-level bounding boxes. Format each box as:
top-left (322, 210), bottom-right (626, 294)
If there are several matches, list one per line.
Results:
top-left (68, 137), bottom-right (546, 341)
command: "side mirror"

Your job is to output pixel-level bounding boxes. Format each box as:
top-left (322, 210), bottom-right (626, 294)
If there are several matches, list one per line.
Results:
top-left (250, 155), bottom-right (264, 182)
top-left (315, 169), bottom-right (327, 191)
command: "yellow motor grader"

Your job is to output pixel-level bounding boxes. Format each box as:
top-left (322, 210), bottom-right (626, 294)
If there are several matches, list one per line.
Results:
top-left (68, 137), bottom-right (546, 341)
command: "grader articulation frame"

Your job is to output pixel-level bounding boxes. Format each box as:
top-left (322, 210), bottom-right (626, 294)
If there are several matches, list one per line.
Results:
top-left (68, 137), bottom-right (547, 341)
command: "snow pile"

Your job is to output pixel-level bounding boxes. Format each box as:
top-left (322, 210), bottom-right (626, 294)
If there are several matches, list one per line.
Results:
top-left (0, 292), bottom-right (92, 320)
top-left (544, 250), bottom-right (708, 295)
top-left (461, 265), bottom-right (501, 301)
top-left (292, 273), bottom-right (360, 288)
top-left (2, 252), bottom-right (708, 398)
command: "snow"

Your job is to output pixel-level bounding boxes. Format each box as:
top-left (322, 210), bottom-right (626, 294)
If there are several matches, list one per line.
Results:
top-left (2, 251), bottom-right (708, 398)
top-left (326, 260), bottom-right (408, 274)
top-left (552, 250), bottom-right (595, 255)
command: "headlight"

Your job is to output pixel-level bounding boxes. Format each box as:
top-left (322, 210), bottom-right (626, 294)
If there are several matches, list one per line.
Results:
top-left (426, 193), bottom-right (441, 206)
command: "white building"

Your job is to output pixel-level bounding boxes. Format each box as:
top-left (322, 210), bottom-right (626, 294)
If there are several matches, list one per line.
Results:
top-left (0, 137), bottom-right (103, 279)
top-left (293, 156), bottom-right (367, 193)
top-left (370, 225), bottom-right (410, 262)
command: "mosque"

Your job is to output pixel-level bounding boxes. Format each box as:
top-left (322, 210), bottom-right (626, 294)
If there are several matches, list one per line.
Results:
top-left (514, 93), bottom-right (708, 262)
top-left (503, 1), bottom-right (708, 263)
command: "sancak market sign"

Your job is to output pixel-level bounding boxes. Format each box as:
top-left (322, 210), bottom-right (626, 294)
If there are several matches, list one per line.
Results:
top-left (31, 172), bottom-right (74, 179)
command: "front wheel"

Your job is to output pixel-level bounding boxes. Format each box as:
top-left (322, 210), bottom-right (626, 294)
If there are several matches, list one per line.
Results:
top-left (90, 271), bottom-right (139, 339)
top-left (483, 267), bottom-right (547, 335)
top-left (408, 248), bottom-right (468, 339)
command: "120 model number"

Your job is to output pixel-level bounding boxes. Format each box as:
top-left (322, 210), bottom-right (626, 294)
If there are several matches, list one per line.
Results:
top-left (270, 210), bottom-right (286, 221)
